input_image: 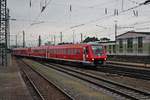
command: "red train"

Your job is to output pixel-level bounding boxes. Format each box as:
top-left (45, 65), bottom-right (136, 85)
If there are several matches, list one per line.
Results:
top-left (13, 44), bottom-right (107, 66)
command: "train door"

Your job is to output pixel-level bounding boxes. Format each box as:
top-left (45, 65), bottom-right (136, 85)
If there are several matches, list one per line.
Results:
top-left (83, 47), bottom-right (86, 61)
top-left (46, 48), bottom-right (48, 58)
top-left (28, 48), bottom-right (31, 56)
top-left (83, 47), bottom-right (88, 61)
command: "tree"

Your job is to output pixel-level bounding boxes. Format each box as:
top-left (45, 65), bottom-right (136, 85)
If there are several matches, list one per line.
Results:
top-left (83, 37), bottom-right (99, 43)
top-left (100, 37), bottom-right (110, 42)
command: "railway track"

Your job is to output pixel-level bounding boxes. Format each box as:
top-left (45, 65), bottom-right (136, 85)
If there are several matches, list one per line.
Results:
top-left (41, 62), bottom-right (150, 100)
top-left (17, 59), bottom-right (73, 100)
top-left (101, 64), bottom-right (150, 80)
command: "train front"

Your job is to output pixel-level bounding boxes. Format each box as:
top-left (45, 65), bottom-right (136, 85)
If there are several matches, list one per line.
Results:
top-left (90, 45), bottom-right (107, 66)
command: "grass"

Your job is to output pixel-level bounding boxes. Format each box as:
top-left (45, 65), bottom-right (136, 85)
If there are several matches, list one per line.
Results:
top-left (24, 59), bottom-right (114, 100)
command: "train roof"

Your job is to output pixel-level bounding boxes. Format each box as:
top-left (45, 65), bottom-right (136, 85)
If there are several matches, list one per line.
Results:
top-left (117, 31), bottom-right (150, 38)
top-left (30, 44), bottom-right (92, 49)
top-left (13, 43), bottom-right (103, 50)
top-left (12, 48), bottom-right (29, 50)
top-left (47, 44), bottom-right (89, 49)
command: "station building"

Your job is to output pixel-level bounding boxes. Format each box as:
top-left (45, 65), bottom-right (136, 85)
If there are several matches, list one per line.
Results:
top-left (99, 31), bottom-right (150, 62)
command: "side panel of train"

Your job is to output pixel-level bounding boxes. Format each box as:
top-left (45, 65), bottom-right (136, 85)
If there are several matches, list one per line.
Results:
top-left (47, 46), bottom-right (84, 60)
top-left (12, 44), bottom-right (107, 66)
top-left (13, 48), bottom-right (29, 56)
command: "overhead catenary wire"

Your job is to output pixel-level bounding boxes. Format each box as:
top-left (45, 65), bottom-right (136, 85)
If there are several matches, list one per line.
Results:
top-left (127, 0), bottom-right (140, 4)
top-left (13, 0), bottom-right (150, 46)
top-left (30, 0), bottom-right (53, 25)
top-left (61, 0), bottom-right (150, 33)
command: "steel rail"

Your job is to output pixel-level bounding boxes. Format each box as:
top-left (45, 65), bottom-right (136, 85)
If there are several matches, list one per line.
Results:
top-left (20, 59), bottom-right (74, 100)
top-left (42, 62), bottom-right (150, 100)
top-left (21, 68), bottom-right (45, 100)
top-left (102, 64), bottom-right (150, 80)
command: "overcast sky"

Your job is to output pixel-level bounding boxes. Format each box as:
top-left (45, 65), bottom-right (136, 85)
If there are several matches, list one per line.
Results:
top-left (8, 0), bottom-right (150, 46)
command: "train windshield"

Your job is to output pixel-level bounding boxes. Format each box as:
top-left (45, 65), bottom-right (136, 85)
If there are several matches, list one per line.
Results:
top-left (92, 45), bottom-right (103, 56)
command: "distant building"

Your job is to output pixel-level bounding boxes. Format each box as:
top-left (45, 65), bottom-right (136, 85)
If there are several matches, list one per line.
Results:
top-left (116, 31), bottom-right (150, 56)
top-left (99, 31), bottom-right (150, 56)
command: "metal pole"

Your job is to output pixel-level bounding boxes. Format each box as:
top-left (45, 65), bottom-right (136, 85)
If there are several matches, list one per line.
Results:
top-left (115, 20), bottom-right (117, 55)
top-left (115, 20), bottom-right (117, 41)
top-left (16, 35), bottom-right (17, 48)
top-left (38, 35), bottom-right (41, 47)
top-left (54, 35), bottom-right (56, 45)
top-left (23, 31), bottom-right (25, 47)
top-left (73, 30), bottom-right (75, 44)
top-left (81, 33), bottom-right (83, 43)
top-left (0, 0), bottom-right (7, 66)
top-left (60, 32), bottom-right (62, 43)
top-left (122, 0), bottom-right (124, 11)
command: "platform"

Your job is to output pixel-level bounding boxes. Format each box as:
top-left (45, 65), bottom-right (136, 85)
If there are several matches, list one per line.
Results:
top-left (0, 56), bottom-right (32, 100)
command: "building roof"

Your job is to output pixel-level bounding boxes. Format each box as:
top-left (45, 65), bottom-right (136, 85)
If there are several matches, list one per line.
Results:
top-left (98, 41), bottom-right (116, 43)
top-left (117, 31), bottom-right (150, 38)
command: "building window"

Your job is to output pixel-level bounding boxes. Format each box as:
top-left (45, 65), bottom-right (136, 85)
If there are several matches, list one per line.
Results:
top-left (119, 39), bottom-right (123, 53)
top-left (119, 40), bottom-right (123, 48)
top-left (113, 45), bottom-right (116, 53)
top-left (138, 37), bottom-right (143, 48)
top-left (127, 38), bottom-right (133, 53)
top-left (109, 45), bottom-right (111, 54)
top-left (138, 37), bottom-right (143, 53)
top-left (127, 38), bottom-right (133, 48)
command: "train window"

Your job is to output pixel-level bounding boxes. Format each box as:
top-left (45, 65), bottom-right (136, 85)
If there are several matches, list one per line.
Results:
top-left (61, 49), bottom-right (63, 54)
top-left (62, 49), bottom-right (64, 54)
top-left (72, 49), bottom-right (75, 55)
top-left (67, 49), bottom-right (68, 54)
top-left (92, 45), bottom-right (103, 56)
top-left (53, 49), bottom-right (55, 54)
top-left (49, 49), bottom-right (51, 54)
top-left (74, 49), bottom-right (77, 55)
top-left (59, 49), bottom-right (61, 54)
top-left (57, 49), bottom-right (59, 54)
top-left (57, 49), bottom-right (60, 54)
top-left (71, 49), bottom-right (74, 55)
top-left (58, 49), bottom-right (60, 54)
top-left (68, 49), bottom-right (70, 55)
top-left (64, 49), bottom-right (65, 54)
top-left (85, 47), bottom-right (88, 54)
top-left (49, 49), bottom-right (50, 54)
top-left (59, 49), bottom-right (60, 54)
top-left (51, 49), bottom-right (52, 54)
top-left (76, 49), bottom-right (80, 54)
top-left (64, 49), bottom-right (67, 55)
top-left (70, 49), bottom-right (73, 55)
top-left (56, 49), bottom-right (58, 54)
top-left (52, 49), bottom-right (54, 54)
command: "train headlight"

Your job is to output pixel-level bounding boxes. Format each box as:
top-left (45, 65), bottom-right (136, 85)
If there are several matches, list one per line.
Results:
top-left (86, 55), bottom-right (88, 57)
top-left (92, 58), bottom-right (94, 61)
